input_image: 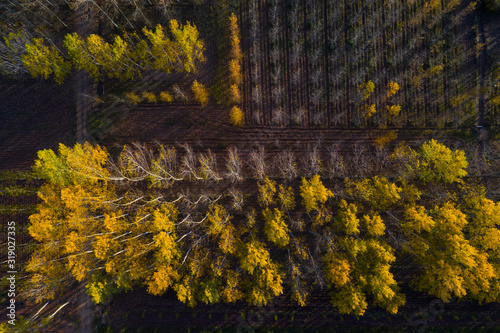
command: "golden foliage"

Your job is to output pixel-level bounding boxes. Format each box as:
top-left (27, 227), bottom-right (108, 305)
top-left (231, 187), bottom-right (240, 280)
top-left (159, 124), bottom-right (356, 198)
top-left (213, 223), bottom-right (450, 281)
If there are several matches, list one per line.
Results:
top-left (386, 82), bottom-right (400, 98)
top-left (159, 91), bottom-right (173, 103)
top-left (230, 106), bottom-right (244, 126)
top-left (363, 104), bottom-right (376, 118)
top-left (192, 79), bottom-right (209, 107)
top-left (299, 175), bottom-right (334, 213)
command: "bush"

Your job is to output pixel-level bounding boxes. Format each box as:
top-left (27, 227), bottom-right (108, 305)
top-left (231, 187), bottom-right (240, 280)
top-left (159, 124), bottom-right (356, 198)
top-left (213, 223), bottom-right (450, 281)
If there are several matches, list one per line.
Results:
top-left (230, 106), bottom-right (244, 126)
top-left (373, 131), bottom-right (397, 148)
top-left (386, 105), bottom-right (401, 117)
top-left (142, 92), bottom-right (157, 103)
top-left (159, 91), bottom-right (173, 103)
top-left (363, 104), bottom-right (376, 118)
top-left (192, 80), bottom-right (209, 107)
top-left (125, 92), bottom-right (142, 105)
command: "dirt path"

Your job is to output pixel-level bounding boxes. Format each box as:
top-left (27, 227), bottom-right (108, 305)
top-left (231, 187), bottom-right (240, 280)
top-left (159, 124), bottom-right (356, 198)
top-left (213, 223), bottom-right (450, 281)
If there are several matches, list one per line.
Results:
top-left (74, 5), bottom-right (91, 144)
top-left (77, 281), bottom-right (93, 333)
top-left (73, 4), bottom-right (94, 332)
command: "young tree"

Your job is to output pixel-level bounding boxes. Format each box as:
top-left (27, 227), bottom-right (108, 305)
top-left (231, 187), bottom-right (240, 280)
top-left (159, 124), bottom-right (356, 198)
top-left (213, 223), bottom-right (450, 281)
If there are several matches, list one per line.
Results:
top-left (192, 80), bottom-right (209, 107)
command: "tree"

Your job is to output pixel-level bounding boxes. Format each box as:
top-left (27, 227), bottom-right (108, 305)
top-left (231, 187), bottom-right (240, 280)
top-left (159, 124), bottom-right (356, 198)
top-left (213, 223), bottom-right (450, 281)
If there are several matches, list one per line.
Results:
top-left (299, 175), bottom-right (334, 213)
top-left (169, 20), bottom-right (206, 73)
top-left (22, 38), bottom-right (71, 84)
top-left (418, 139), bottom-right (468, 184)
top-left (230, 106), bottom-right (244, 126)
top-left (239, 239), bottom-right (284, 306)
top-left (192, 80), bottom-right (209, 107)
top-left (345, 176), bottom-right (401, 211)
top-left (359, 80), bottom-right (375, 100)
top-left (386, 82), bottom-right (400, 98)
top-left (402, 202), bottom-right (497, 303)
top-left (263, 208), bottom-right (290, 247)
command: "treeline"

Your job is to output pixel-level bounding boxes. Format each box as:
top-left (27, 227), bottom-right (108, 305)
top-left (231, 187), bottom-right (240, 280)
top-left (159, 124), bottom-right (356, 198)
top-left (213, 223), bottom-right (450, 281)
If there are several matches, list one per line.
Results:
top-left (20, 20), bottom-right (205, 84)
top-left (23, 140), bottom-right (500, 316)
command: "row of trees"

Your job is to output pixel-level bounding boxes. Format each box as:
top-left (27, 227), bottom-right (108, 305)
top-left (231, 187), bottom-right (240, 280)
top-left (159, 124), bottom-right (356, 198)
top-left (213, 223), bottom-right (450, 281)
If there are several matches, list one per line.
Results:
top-left (21, 20), bottom-right (205, 83)
top-left (24, 140), bottom-right (500, 316)
top-left (228, 13), bottom-right (244, 126)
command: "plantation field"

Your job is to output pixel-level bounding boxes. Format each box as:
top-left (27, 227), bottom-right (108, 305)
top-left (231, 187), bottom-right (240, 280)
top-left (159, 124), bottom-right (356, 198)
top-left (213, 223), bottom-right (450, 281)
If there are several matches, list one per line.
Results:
top-left (238, 0), bottom-right (500, 129)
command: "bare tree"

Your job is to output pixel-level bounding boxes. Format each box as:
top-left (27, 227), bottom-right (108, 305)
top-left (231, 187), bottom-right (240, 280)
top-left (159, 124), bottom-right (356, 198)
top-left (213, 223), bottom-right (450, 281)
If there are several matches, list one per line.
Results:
top-left (248, 146), bottom-right (267, 180)
top-left (180, 144), bottom-right (203, 180)
top-left (225, 147), bottom-right (243, 182)
top-left (228, 187), bottom-right (244, 211)
top-left (199, 149), bottom-right (222, 181)
top-left (274, 150), bottom-right (297, 181)
top-left (172, 84), bottom-right (188, 101)
top-left (326, 144), bottom-right (345, 178)
top-left (351, 144), bottom-right (372, 176)
top-left (302, 145), bottom-right (322, 177)
top-left (272, 107), bottom-right (286, 127)
top-left (374, 146), bottom-right (391, 174)
top-left (292, 108), bottom-right (306, 126)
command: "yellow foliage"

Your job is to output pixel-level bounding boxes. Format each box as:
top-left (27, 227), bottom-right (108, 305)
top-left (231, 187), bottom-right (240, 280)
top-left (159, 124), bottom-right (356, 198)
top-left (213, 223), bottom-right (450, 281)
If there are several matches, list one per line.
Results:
top-left (336, 199), bottom-right (360, 234)
top-left (263, 208), bottom-right (290, 247)
top-left (229, 59), bottom-right (242, 85)
top-left (419, 139), bottom-right (468, 184)
top-left (373, 130), bottom-right (397, 148)
top-left (192, 79), bottom-right (209, 107)
top-left (240, 240), bottom-right (270, 275)
top-left (299, 175), bottom-right (334, 213)
top-left (147, 266), bottom-right (180, 296)
top-left (258, 177), bottom-right (277, 207)
top-left (363, 213), bottom-right (385, 236)
top-left (159, 91), bottom-right (173, 103)
top-left (125, 92), bottom-right (142, 105)
top-left (230, 105), bottom-right (245, 126)
top-left (323, 252), bottom-right (351, 287)
top-left (142, 91), bottom-right (157, 103)
top-left (386, 104), bottom-right (401, 116)
top-left (230, 84), bottom-right (241, 104)
top-left (359, 80), bottom-right (375, 100)
top-left (363, 104), bottom-right (376, 118)
top-left (386, 82), bottom-right (400, 98)
top-left (345, 176), bottom-right (401, 211)
top-left (22, 38), bottom-right (70, 84)
top-left (278, 185), bottom-right (295, 211)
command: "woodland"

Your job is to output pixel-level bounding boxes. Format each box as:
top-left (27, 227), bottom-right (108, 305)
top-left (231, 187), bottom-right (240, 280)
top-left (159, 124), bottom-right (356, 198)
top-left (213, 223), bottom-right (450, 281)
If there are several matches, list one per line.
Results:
top-left (1, 0), bottom-right (500, 332)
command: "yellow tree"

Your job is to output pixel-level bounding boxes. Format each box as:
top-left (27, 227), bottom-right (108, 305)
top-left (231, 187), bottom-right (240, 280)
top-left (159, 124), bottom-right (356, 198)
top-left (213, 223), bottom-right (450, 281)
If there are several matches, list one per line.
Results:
top-left (192, 79), bottom-right (209, 106)
top-left (323, 198), bottom-right (405, 316)
top-left (345, 176), bottom-right (402, 211)
top-left (299, 175), bottom-right (334, 214)
top-left (170, 20), bottom-right (206, 73)
top-left (22, 38), bottom-right (71, 84)
top-left (402, 202), bottom-right (497, 303)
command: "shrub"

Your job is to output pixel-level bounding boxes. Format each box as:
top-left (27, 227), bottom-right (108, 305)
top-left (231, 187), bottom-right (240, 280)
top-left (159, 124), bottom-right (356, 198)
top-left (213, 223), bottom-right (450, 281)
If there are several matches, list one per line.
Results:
top-left (373, 131), bottom-right (397, 148)
top-left (386, 105), bottom-right (401, 117)
top-left (363, 104), bottom-right (376, 118)
top-left (159, 91), bottom-right (173, 103)
top-left (386, 82), bottom-right (400, 99)
top-left (359, 81), bottom-right (375, 100)
top-left (142, 92), bottom-right (157, 103)
top-left (230, 106), bottom-right (244, 126)
top-left (192, 80), bottom-right (209, 107)
top-left (125, 92), bottom-right (142, 105)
